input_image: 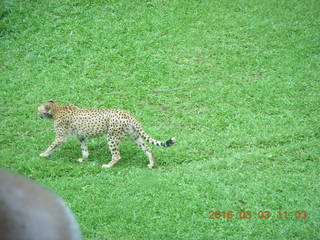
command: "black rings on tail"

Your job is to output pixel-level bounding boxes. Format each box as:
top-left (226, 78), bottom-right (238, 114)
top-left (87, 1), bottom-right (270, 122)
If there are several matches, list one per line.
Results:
top-left (161, 137), bottom-right (176, 147)
top-left (131, 123), bottom-right (176, 147)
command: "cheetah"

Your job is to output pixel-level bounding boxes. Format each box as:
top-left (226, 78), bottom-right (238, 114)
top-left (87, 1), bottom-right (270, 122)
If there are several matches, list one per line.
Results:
top-left (38, 100), bottom-right (176, 168)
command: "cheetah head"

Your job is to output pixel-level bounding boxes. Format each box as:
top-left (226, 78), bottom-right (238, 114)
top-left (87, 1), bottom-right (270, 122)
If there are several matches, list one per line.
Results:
top-left (38, 100), bottom-right (55, 119)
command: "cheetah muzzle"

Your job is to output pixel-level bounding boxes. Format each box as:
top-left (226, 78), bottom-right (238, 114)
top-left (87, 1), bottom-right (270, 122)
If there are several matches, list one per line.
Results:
top-left (38, 101), bottom-right (176, 168)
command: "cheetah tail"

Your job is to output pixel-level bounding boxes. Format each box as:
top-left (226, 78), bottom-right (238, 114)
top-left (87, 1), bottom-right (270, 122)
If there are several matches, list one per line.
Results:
top-left (134, 126), bottom-right (176, 147)
top-left (146, 136), bottom-right (176, 147)
top-left (163, 137), bottom-right (176, 147)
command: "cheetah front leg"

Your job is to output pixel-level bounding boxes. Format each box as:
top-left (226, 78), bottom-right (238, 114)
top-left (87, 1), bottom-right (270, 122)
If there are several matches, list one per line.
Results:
top-left (78, 138), bottom-right (89, 163)
top-left (102, 136), bottom-right (121, 168)
top-left (39, 136), bottom-right (66, 157)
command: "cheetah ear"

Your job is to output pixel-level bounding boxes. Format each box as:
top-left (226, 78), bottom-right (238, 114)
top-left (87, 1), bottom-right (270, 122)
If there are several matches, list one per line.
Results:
top-left (48, 100), bottom-right (55, 103)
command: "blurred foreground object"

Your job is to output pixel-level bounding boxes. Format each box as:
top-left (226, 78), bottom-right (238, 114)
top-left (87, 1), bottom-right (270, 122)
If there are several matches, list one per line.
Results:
top-left (0, 169), bottom-right (82, 240)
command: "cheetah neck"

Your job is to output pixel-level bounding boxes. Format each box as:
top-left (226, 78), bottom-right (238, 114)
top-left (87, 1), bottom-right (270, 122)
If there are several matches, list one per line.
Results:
top-left (50, 103), bottom-right (78, 119)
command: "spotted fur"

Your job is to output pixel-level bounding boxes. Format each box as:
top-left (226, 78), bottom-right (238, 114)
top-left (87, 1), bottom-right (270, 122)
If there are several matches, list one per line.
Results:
top-left (38, 101), bottom-right (176, 168)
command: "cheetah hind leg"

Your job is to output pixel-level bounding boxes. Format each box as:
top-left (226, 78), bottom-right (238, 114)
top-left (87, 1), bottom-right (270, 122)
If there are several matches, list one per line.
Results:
top-left (133, 136), bottom-right (156, 168)
top-left (102, 136), bottom-right (121, 168)
top-left (78, 138), bottom-right (89, 162)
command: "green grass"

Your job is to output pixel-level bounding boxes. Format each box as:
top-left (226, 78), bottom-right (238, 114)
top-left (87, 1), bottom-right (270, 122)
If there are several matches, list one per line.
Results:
top-left (1, 0), bottom-right (319, 239)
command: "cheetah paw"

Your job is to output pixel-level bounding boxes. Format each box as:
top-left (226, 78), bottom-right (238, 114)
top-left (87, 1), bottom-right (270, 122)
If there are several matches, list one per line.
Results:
top-left (147, 163), bottom-right (156, 169)
top-left (39, 152), bottom-right (49, 158)
top-left (101, 164), bottom-right (113, 168)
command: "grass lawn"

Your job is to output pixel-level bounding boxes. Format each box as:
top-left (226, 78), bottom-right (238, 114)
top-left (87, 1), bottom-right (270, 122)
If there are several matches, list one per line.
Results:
top-left (1, 0), bottom-right (319, 239)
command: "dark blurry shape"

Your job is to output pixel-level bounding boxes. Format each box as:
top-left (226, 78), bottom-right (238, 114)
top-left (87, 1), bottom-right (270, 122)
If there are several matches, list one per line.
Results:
top-left (0, 169), bottom-right (82, 240)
